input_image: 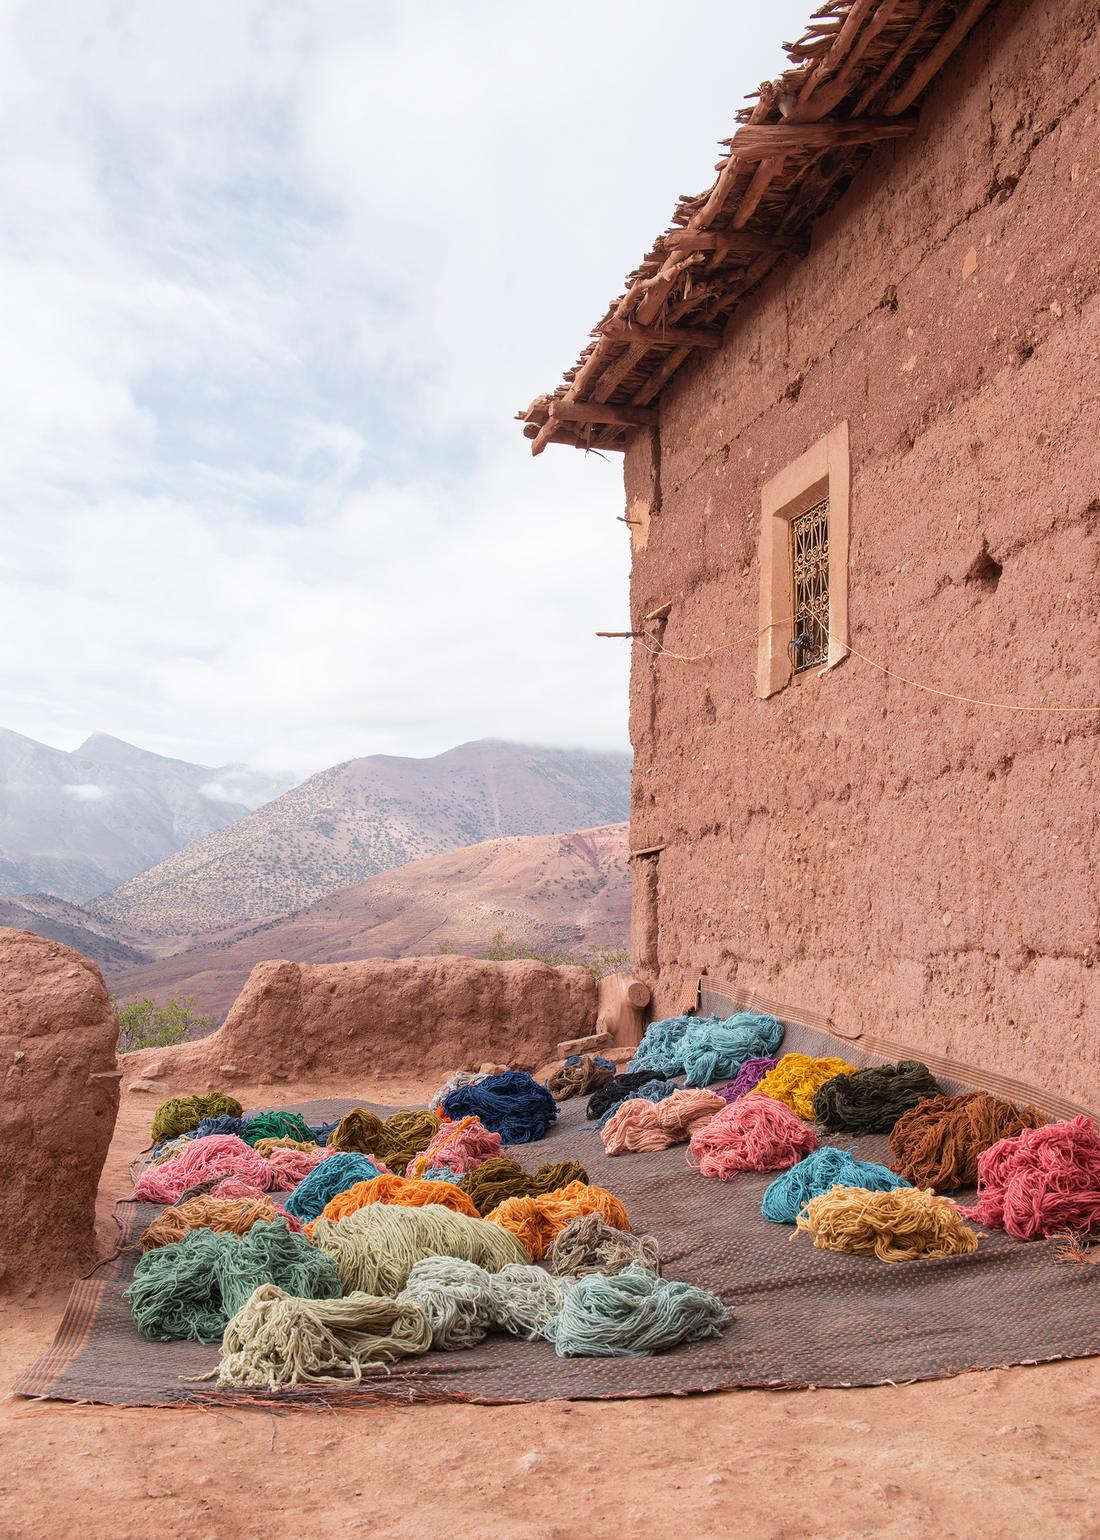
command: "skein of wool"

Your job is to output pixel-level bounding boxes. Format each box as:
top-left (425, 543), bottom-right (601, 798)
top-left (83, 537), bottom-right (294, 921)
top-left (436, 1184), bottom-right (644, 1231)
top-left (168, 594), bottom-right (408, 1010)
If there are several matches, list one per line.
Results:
top-left (420, 1165), bottom-right (460, 1182)
top-left (309, 1203), bottom-right (530, 1295)
top-left (459, 1157), bottom-right (590, 1216)
top-left (309, 1120), bottom-right (340, 1146)
top-left (326, 1108), bottom-right (441, 1174)
top-left (958, 1115), bottom-right (1100, 1239)
top-left (550, 1213), bottom-right (660, 1279)
top-left (428, 1069), bottom-right (486, 1112)
top-left (547, 1054), bottom-right (617, 1102)
top-left (240, 1110), bottom-right (317, 1147)
top-left (486, 1180), bottom-right (630, 1261)
top-left (308, 1172), bottom-right (479, 1228)
top-left (193, 1114), bottom-right (247, 1140)
top-left (140, 1195), bottom-right (296, 1251)
top-left (126, 1219), bottom-right (341, 1341)
top-left (761, 1146), bottom-right (911, 1224)
top-left (795, 1185), bottom-right (981, 1261)
top-left (601, 1088), bottom-right (725, 1154)
top-left (812, 1060), bottom-right (943, 1134)
top-left (150, 1091), bottom-right (244, 1144)
top-left (405, 1116), bottom-right (503, 1180)
top-left (586, 1070), bottom-right (670, 1122)
top-left (253, 1137), bottom-right (319, 1158)
top-left (750, 1053), bottom-right (858, 1120)
top-left (283, 1152), bottom-right (389, 1222)
top-left (396, 1257), bottom-right (566, 1351)
top-left (543, 1263), bottom-right (729, 1357)
top-left (592, 1078), bottom-right (676, 1133)
top-left (134, 1134), bottom-right (275, 1205)
top-left (888, 1092), bottom-right (1047, 1192)
top-left (490, 1262), bottom-right (567, 1339)
top-left (264, 1145), bottom-right (334, 1189)
top-left (715, 1056), bottom-right (780, 1103)
top-left (688, 1095), bottom-right (817, 1180)
top-left (213, 1283), bottom-right (432, 1388)
top-left (442, 1071), bottom-right (558, 1144)
top-left (628, 1014), bottom-right (697, 1076)
top-left (680, 1012), bottom-right (786, 1088)
top-left (150, 1134), bottom-right (196, 1166)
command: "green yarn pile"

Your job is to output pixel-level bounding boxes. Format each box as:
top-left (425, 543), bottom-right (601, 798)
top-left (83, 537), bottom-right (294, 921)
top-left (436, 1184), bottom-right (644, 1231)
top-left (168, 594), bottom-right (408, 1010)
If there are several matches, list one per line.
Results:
top-left (240, 1110), bottom-right (315, 1147)
top-left (150, 1091), bottom-right (243, 1144)
top-left (460, 1157), bottom-right (589, 1216)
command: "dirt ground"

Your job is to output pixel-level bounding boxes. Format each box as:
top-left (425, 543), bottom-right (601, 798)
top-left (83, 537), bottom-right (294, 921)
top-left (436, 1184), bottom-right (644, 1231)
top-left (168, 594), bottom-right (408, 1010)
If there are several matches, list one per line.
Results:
top-left (2, 1077), bottom-right (1098, 1540)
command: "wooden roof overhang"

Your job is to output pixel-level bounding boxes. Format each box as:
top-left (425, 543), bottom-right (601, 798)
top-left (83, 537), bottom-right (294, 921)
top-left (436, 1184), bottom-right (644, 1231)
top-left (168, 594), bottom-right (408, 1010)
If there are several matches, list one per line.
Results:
top-left (517, 0), bottom-right (996, 455)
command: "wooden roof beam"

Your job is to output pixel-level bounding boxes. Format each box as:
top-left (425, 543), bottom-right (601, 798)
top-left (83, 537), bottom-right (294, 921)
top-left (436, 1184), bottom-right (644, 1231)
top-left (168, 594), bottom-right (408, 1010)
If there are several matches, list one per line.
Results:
top-left (657, 229), bottom-right (804, 256)
top-left (727, 114), bottom-right (918, 158)
top-left (549, 399), bottom-right (658, 430)
top-left (886, 0), bottom-right (994, 115)
top-left (600, 319), bottom-right (722, 350)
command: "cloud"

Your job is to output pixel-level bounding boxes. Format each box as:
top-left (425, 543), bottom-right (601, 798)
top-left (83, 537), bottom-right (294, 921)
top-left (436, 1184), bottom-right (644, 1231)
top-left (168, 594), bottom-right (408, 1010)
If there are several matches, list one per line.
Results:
top-left (0, 0), bottom-right (809, 771)
top-left (62, 783), bottom-right (108, 801)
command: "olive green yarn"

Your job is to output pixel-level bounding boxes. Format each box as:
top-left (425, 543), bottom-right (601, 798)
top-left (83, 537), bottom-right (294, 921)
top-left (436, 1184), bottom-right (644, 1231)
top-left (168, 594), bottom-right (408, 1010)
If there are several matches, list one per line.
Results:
top-left (150, 1091), bottom-right (243, 1144)
top-left (460, 1157), bottom-right (589, 1216)
top-left (327, 1107), bottom-right (441, 1174)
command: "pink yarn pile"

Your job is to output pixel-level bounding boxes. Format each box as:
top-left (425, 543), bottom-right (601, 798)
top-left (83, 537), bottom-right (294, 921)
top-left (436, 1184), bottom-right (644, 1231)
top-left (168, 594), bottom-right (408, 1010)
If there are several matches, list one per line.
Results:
top-left (134, 1136), bottom-right (335, 1204)
top-left (958, 1114), bottom-right (1100, 1240)
top-left (264, 1145), bottom-right (334, 1189)
top-left (406, 1116), bottom-right (503, 1178)
top-left (601, 1089), bottom-right (725, 1154)
top-left (687, 1094), bottom-right (817, 1180)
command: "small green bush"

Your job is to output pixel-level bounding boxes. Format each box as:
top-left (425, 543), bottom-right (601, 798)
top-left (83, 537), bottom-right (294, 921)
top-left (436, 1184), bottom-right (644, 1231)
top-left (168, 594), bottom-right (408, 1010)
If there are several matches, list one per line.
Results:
top-left (113, 994), bottom-right (213, 1053)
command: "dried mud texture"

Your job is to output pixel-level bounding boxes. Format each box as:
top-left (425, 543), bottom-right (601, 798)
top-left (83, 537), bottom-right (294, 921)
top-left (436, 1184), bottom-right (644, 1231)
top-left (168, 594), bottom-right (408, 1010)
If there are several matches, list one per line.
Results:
top-left (0, 927), bottom-right (120, 1293)
top-left (123, 955), bottom-right (598, 1090)
top-left (625, 0), bottom-right (1100, 1105)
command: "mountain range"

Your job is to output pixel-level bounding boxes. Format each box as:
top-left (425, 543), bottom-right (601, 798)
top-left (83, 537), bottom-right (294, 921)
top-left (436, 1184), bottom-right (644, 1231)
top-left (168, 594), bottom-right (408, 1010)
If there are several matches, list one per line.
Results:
top-left (91, 738), bottom-right (631, 936)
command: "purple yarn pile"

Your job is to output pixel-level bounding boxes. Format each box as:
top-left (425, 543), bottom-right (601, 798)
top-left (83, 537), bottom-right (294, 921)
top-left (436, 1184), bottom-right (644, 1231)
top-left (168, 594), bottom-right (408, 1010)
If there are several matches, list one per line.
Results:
top-left (716, 1056), bottom-right (780, 1103)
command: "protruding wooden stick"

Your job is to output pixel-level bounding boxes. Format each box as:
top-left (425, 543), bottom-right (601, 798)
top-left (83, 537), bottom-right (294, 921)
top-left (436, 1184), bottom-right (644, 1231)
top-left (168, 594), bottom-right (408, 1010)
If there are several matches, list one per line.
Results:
top-left (600, 319), bottom-right (722, 350)
top-left (550, 399), bottom-right (658, 429)
top-left (727, 113), bottom-right (917, 157)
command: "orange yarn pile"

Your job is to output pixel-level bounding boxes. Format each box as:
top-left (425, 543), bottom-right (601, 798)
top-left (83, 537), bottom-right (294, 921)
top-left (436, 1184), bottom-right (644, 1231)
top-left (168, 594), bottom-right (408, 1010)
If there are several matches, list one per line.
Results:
top-left (601, 1088), bottom-right (725, 1154)
top-left (306, 1172), bottom-right (479, 1232)
top-left (486, 1180), bottom-right (630, 1261)
top-left (139, 1195), bottom-right (298, 1251)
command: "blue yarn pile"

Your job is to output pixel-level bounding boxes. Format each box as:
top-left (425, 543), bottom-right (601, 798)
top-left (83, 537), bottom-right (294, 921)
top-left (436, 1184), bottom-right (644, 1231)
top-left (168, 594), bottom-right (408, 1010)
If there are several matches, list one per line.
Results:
top-left (628, 1014), bottom-right (698, 1076)
top-left (592, 1078), bottom-right (677, 1132)
top-left (761, 1146), bottom-right (911, 1224)
top-left (543, 1264), bottom-right (730, 1357)
top-left (420, 1166), bottom-right (461, 1183)
top-left (283, 1152), bottom-right (388, 1221)
top-left (680, 1011), bottom-right (785, 1087)
top-left (193, 1114), bottom-right (246, 1139)
top-left (309, 1120), bottom-right (340, 1146)
top-left (442, 1070), bottom-right (558, 1145)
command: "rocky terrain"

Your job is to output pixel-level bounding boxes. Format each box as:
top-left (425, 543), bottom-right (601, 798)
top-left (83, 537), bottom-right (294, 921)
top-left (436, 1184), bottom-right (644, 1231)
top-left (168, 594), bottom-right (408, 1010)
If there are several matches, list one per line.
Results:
top-left (107, 821), bottom-right (629, 1017)
top-left (93, 739), bottom-right (630, 936)
top-left (0, 893), bottom-right (152, 971)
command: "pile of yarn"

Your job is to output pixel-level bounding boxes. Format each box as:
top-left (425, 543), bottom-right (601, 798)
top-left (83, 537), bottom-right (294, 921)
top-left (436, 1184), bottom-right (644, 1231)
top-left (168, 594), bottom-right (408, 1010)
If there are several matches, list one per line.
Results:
top-left (628, 1014), bottom-right (698, 1076)
top-left (309, 1203), bottom-right (530, 1295)
top-left (543, 1264), bottom-right (729, 1357)
top-left (959, 1115), bottom-right (1100, 1239)
top-left (680, 1011), bottom-right (786, 1088)
top-left (442, 1071), bottom-right (558, 1144)
top-left (140, 1195), bottom-right (300, 1251)
top-left (601, 1088), bottom-right (725, 1154)
top-left (308, 1173), bottom-right (479, 1227)
top-left (750, 1053), bottom-right (857, 1120)
top-left (715, 1056), bottom-right (780, 1103)
top-left (134, 1134), bottom-right (276, 1204)
top-left (398, 1256), bottom-right (565, 1350)
top-left (812, 1060), bottom-right (943, 1134)
top-left (460, 1156), bottom-right (589, 1216)
top-left (547, 1053), bottom-right (616, 1102)
top-left (253, 1137), bottom-right (318, 1158)
top-left (283, 1153), bottom-right (397, 1222)
top-left (127, 1219), bottom-right (341, 1341)
top-left (487, 1180), bottom-right (630, 1260)
top-left (688, 1095), bottom-right (817, 1180)
top-left (550, 1213), bottom-right (660, 1279)
top-left (761, 1146), bottom-right (911, 1224)
top-left (794, 1185), bottom-right (980, 1261)
top-left (327, 1108), bottom-right (441, 1173)
top-left (240, 1111), bottom-right (315, 1147)
top-left (405, 1115), bottom-right (502, 1180)
top-left (888, 1091), bottom-right (1046, 1192)
top-left (212, 1283), bottom-right (432, 1388)
top-left (588, 1073), bottom-right (674, 1129)
top-left (428, 1069), bottom-right (486, 1112)
top-left (150, 1091), bottom-right (243, 1144)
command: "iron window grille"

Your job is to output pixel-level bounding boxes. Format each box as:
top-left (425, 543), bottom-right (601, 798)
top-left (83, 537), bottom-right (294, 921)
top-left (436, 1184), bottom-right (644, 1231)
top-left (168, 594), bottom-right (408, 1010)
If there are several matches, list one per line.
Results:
top-left (789, 495), bottom-right (830, 673)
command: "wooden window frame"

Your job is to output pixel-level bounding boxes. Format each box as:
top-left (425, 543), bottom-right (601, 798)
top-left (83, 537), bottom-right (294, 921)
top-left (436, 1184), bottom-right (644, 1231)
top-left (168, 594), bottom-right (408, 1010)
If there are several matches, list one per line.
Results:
top-left (756, 421), bottom-right (850, 698)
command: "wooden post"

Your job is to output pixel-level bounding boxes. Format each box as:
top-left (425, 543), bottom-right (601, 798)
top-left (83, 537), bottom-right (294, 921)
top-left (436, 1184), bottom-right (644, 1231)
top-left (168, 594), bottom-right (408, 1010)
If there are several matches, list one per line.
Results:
top-left (595, 973), bottom-right (652, 1049)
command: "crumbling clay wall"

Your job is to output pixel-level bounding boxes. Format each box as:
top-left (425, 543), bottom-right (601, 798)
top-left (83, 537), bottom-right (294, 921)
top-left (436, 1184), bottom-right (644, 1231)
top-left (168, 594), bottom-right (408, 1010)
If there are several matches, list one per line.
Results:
top-left (0, 928), bottom-right (120, 1292)
top-left (125, 955), bottom-right (598, 1090)
top-left (625, 0), bottom-right (1100, 1104)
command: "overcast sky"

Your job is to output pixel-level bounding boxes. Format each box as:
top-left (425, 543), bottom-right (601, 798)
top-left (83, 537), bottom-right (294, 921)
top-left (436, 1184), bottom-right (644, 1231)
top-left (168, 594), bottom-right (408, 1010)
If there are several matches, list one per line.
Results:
top-left (0, 0), bottom-right (809, 774)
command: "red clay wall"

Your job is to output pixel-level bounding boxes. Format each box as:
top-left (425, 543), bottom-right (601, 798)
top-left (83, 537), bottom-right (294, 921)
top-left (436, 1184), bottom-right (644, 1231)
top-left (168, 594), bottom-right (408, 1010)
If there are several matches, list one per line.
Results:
top-left (624, 0), bottom-right (1100, 1104)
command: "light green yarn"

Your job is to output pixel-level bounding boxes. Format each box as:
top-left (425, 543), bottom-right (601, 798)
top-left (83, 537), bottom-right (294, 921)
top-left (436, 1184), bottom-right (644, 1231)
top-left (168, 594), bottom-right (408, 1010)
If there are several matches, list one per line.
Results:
top-left (542, 1263), bottom-right (730, 1357)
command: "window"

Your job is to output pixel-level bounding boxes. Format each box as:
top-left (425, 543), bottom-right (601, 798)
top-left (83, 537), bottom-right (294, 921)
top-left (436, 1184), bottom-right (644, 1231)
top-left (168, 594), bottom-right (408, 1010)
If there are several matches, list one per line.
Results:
top-left (756, 422), bottom-right (849, 698)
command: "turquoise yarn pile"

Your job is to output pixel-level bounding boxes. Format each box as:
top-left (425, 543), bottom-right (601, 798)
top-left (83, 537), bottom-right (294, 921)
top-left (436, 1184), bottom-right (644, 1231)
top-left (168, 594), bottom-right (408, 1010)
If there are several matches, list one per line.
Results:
top-left (442, 1071), bottom-right (558, 1144)
top-left (761, 1146), bottom-right (911, 1223)
top-left (543, 1264), bottom-right (730, 1357)
top-left (126, 1219), bottom-right (341, 1341)
top-left (680, 1012), bottom-right (785, 1087)
top-left (283, 1152), bottom-right (388, 1221)
top-left (628, 1015), bottom-right (698, 1076)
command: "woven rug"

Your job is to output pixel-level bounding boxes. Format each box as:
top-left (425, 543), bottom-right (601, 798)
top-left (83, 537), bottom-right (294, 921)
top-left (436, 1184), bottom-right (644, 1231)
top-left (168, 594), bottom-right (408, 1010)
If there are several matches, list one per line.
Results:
top-left (14, 993), bottom-right (1100, 1406)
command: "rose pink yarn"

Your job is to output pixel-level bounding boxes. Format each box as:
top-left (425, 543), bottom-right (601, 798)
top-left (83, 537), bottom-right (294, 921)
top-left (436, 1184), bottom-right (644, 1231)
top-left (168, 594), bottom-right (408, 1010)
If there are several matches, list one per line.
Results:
top-left (687, 1094), bottom-right (817, 1180)
top-left (209, 1175), bottom-right (271, 1200)
top-left (958, 1115), bottom-right (1100, 1240)
top-left (406, 1116), bottom-right (503, 1179)
top-left (263, 1145), bottom-right (334, 1189)
top-left (601, 1089), bottom-right (726, 1154)
top-left (715, 1056), bottom-right (780, 1103)
top-left (133, 1134), bottom-right (275, 1204)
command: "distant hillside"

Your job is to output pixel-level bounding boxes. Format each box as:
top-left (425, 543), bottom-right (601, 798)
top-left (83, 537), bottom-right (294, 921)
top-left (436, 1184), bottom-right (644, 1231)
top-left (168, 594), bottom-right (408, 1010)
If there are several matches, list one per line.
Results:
top-left (106, 821), bottom-right (630, 1017)
top-left (0, 893), bottom-right (152, 971)
top-left (92, 739), bottom-right (631, 936)
top-left (0, 728), bottom-right (297, 902)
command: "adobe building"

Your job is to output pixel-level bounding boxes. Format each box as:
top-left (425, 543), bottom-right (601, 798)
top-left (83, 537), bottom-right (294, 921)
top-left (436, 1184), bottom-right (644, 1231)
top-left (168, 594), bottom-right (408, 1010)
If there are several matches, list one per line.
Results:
top-left (520, 0), bottom-right (1099, 1104)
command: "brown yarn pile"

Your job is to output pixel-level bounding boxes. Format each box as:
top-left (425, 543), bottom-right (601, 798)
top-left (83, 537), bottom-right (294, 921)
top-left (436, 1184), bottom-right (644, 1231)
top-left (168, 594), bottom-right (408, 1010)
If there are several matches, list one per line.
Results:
top-left (550, 1213), bottom-right (660, 1278)
top-left (547, 1054), bottom-right (616, 1102)
top-left (139, 1195), bottom-right (288, 1252)
top-left (811, 1060), bottom-right (943, 1134)
top-left (460, 1156), bottom-right (589, 1216)
top-left (328, 1108), bottom-right (441, 1174)
top-left (888, 1091), bottom-right (1046, 1192)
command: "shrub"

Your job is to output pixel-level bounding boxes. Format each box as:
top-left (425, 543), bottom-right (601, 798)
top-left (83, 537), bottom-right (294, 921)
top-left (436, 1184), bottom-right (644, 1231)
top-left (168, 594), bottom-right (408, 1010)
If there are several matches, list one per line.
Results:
top-left (113, 994), bottom-right (213, 1053)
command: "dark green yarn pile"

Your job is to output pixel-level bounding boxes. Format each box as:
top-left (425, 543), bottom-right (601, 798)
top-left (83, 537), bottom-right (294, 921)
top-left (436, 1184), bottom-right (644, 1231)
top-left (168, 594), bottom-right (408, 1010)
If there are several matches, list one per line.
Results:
top-left (812, 1060), bottom-right (943, 1134)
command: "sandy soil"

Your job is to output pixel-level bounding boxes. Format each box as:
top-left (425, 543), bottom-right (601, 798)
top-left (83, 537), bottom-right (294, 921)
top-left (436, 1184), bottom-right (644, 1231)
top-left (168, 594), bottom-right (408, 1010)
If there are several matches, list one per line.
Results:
top-left (2, 1077), bottom-right (1098, 1540)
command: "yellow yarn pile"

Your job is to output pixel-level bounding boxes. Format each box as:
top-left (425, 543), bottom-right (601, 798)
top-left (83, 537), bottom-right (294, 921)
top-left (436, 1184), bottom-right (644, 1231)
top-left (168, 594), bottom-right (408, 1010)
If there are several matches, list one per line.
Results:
top-left (750, 1053), bottom-right (858, 1120)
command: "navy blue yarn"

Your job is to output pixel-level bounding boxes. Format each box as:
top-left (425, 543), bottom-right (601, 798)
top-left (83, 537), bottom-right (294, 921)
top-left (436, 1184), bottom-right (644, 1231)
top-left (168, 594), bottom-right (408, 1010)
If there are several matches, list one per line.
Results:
top-left (191, 1115), bottom-right (246, 1139)
top-left (585, 1069), bottom-right (670, 1122)
top-left (442, 1070), bottom-right (558, 1144)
